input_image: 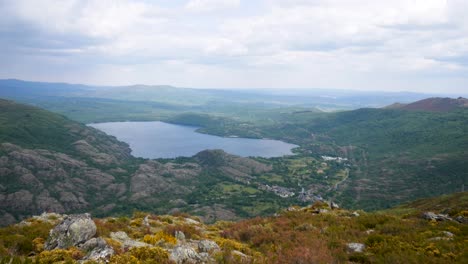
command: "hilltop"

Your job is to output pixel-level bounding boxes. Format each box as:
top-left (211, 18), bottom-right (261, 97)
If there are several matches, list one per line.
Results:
top-left (385, 97), bottom-right (468, 112)
top-left (0, 192), bottom-right (466, 263)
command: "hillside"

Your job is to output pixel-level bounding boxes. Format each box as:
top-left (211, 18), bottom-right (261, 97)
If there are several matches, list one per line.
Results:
top-left (385, 97), bottom-right (468, 112)
top-left (0, 99), bottom-right (134, 225)
top-left (185, 104), bottom-right (468, 210)
top-left (1, 95), bottom-right (467, 230)
top-left (0, 99), bottom-right (304, 226)
top-left (0, 192), bottom-right (466, 263)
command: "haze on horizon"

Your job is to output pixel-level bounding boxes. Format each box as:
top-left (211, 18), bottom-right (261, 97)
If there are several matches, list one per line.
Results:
top-left (1, 0), bottom-right (468, 94)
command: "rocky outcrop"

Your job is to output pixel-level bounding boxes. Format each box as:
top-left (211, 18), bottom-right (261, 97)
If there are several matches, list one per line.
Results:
top-left (198, 240), bottom-right (220, 253)
top-left (422, 212), bottom-right (453, 221)
top-left (0, 143), bottom-right (129, 226)
top-left (346, 243), bottom-right (365, 253)
top-left (45, 213), bottom-right (97, 250)
top-left (130, 160), bottom-right (200, 201)
top-left (81, 237), bottom-right (115, 262)
top-left (170, 245), bottom-right (203, 264)
top-left (110, 231), bottom-right (150, 248)
top-left (195, 150), bottom-right (271, 183)
top-left (73, 140), bottom-right (119, 166)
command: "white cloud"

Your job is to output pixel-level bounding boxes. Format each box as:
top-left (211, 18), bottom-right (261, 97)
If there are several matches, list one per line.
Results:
top-left (185, 0), bottom-right (240, 12)
top-left (0, 0), bottom-right (467, 93)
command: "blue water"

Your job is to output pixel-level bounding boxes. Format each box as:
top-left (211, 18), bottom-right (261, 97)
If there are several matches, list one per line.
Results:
top-left (89, 121), bottom-right (297, 159)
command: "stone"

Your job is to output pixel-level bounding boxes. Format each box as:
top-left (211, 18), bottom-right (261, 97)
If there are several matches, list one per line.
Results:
top-left (45, 213), bottom-right (96, 250)
top-left (175, 230), bottom-right (186, 242)
top-left (442, 231), bottom-right (454, 237)
top-left (170, 245), bottom-right (202, 264)
top-left (455, 215), bottom-right (467, 224)
top-left (198, 240), bottom-right (220, 253)
top-left (81, 237), bottom-right (115, 262)
top-left (351, 211), bottom-right (360, 217)
top-left (347, 243), bottom-right (366, 253)
top-left (110, 231), bottom-right (149, 248)
top-left (231, 250), bottom-right (251, 262)
top-left (185, 218), bottom-right (200, 225)
top-left (143, 215), bottom-right (151, 227)
top-left (422, 212), bottom-right (452, 221)
top-left (330, 201), bottom-right (340, 209)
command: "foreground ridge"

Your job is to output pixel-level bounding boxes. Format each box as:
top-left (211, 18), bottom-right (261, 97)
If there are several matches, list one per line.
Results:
top-left (0, 192), bottom-right (467, 263)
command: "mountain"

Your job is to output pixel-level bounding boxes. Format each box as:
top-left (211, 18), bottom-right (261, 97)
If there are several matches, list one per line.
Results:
top-left (0, 99), bottom-right (134, 225)
top-left (0, 99), bottom-right (289, 226)
top-left (0, 79), bottom-right (440, 114)
top-left (385, 97), bottom-right (468, 112)
top-left (0, 192), bottom-right (466, 263)
top-left (1, 93), bottom-right (467, 230)
top-left (188, 101), bottom-right (468, 211)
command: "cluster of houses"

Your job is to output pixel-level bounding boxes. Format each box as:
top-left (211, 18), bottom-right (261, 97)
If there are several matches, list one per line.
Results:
top-left (258, 184), bottom-right (295, 198)
top-left (321, 156), bottom-right (348, 162)
top-left (297, 188), bottom-right (324, 203)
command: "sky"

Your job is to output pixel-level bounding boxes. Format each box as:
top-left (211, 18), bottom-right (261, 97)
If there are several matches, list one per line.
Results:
top-left (0, 0), bottom-right (467, 93)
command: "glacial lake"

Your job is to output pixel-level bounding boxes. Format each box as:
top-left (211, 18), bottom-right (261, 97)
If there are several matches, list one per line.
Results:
top-left (89, 121), bottom-right (298, 159)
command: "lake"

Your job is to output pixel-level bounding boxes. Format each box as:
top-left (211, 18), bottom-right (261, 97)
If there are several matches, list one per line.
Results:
top-left (89, 121), bottom-right (298, 159)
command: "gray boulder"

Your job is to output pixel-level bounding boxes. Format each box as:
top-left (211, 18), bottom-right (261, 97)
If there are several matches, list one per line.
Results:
top-left (170, 245), bottom-right (202, 264)
top-left (110, 231), bottom-right (149, 248)
top-left (45, 213), bottom-right (96, 250)
top-left (422, 212), bottom-right (452, 221)
top-left (347, 243), bottom-right (365, 253)
top-left (175, 230), bottom-right (186, 243)
top-left (198, 239), bottom-right (220, 253)
top-left (455, 215), bottom-right (467, 224)
top-left (81, 237), bottom-right (115, 262)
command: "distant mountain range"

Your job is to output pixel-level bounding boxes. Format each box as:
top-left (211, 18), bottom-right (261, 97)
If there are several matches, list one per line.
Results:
top-left (0, 79), bottom-right (456, 110)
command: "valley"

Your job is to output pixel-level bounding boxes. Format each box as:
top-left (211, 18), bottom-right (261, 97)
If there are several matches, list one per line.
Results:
top-left (0, 81), bottom-right (466, 229)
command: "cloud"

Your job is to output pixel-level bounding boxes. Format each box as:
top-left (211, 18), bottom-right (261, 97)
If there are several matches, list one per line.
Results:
top-left (185, 0), bottom-right (240, 12)
top-left (0, 0), bottom-right (467, 93)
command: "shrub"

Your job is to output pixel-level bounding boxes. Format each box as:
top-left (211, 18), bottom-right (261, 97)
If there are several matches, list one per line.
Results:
top-left (109, 247), bottom-right (171, 264)
top-left (143, 232), bottom-right (177, 246)
top-left (35, 248), bottom-right (84, 264)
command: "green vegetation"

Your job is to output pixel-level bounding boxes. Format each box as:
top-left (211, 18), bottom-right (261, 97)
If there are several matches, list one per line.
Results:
top-left (0, 192), bottom-right (466, 263)
top-left (0, 84), bottom-right (467, 227)
top-left (178, 108), bottom-right (468, 210)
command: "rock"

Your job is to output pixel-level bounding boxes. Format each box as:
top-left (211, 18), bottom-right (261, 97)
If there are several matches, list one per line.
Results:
top-left (455, 215), bottom-right (468, 224)
top-left (170, 245), bottom-right (202, 264)
top-left (175, 230), bottom-right (186, 242)
top-left (45, 213), bottom-right (96, 250)
top-left (143, 215), bottom-right (151, 227)
top-left (330, 201), bottom-right (340, 209)
top-left (185, 218), bottom-right (200, 225)
top-left (442, 231), bottom-right (454, 237)
top-left (231, 250), bottom-right (251, 263)
top-left (33, 212), bottom-right (65, 223)
top-left (198, 252), bottom-right (210, 262)
top-left (365, 229), bottom-right (375, 235)
top-left (198, 240), bottom-right (220, 253)
top-left (347, 243), bottom-right (366, 253)
top-left (351, 211), bottom-right (360, 217)
top-left (81, 237), bottom-right (114, 262)
top-left (422, 212), bottom-right (452, 221)
top-left (110, 231), bottom-right (149, 248)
